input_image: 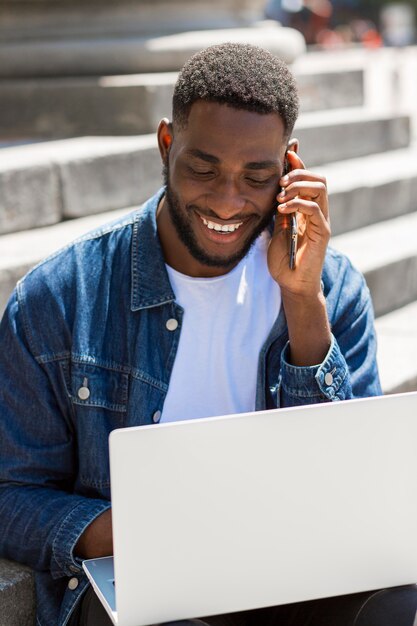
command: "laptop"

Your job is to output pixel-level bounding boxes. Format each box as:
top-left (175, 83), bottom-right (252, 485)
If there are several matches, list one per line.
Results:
top-left (83, 391), bottom-right (417, 626)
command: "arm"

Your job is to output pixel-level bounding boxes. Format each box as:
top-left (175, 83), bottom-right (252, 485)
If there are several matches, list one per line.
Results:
top-left (268, 149), bottom-right (381, 405)
top-left (268, 149), bottom-right (332, 367)
top-left (0, 291), bottom-right (111, 576)
top-left (277, 265), bottom-right (382, 406)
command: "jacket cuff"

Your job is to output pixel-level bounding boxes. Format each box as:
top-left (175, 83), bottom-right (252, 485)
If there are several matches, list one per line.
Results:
top-left (279, 335), bottom-right (352, 405)
top-left (51, 497), bottom-right (111, 579)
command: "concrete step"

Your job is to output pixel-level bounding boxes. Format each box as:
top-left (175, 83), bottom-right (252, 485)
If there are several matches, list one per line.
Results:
top-left (295, 109), bottom-right (410, 167)
top-left (0, 0), bottom-right (267, 42)
top-left (0, 135), bottom-right (161, 235)
top-left (0, 23), bottom-right (305, 77)
top-left (295, 46), bottom-right (417, 143)
top-left (376, 300), bottom-right (417, 394)
top-left (0, 559), bottom-right (35, 626)
top-left (319, 144), bottom-right (417, 236)
top-left (331, 211), bottom-right (417, 318)
top-left (296, 70), bottom-right (364, 115)
top-left (1, 128), bottom-right (414, 237)
top-left (0, 68), bottom-right (366, 140)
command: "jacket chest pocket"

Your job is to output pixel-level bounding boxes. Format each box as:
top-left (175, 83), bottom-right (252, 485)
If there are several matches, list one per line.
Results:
top-left (61, 359), bottom-right (129, 490)
top-left (70, 361), bottom-right (128, 413)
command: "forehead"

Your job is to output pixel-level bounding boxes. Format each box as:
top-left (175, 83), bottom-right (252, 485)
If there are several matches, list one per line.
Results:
top-left (176, 100), bottom-right (287, 160)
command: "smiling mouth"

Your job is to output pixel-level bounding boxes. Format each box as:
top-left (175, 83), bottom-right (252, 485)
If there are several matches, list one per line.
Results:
top-left (199, 215), bottom-right (244, 234)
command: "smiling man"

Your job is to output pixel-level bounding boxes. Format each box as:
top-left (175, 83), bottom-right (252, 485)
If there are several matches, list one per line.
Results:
top-left (2, 43), bottom-right (415, 626)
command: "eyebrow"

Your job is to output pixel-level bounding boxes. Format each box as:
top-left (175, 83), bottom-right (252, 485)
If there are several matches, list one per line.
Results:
top-left (186, 149), bottom-right (280, 170)
top-left (186, 149), bottom-right (220, 164)
top-left (245, 160), bottom-right (280, 170)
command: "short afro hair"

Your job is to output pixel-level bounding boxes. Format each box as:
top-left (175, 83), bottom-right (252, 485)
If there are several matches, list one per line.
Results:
top-left (172, 42), bottom-right (299, 139)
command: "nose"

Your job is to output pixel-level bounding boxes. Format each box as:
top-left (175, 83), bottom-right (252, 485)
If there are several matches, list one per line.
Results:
top-left (208, 176), bottom-right (246, 219)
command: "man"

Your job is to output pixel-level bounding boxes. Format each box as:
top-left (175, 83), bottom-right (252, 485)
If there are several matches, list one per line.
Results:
top-left (1, 43), bottom-right (415, 626)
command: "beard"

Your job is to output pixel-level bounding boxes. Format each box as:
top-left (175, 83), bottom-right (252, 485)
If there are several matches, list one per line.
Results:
top-left (162, 163), bottom-right (276, 269)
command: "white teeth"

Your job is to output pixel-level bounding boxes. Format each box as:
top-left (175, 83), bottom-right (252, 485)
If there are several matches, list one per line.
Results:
top-left (201, 216), bottom-right (243, 233)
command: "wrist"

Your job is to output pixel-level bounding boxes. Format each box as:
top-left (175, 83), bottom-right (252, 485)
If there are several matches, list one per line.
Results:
top-left (74, 509), bottom-right (113, 559)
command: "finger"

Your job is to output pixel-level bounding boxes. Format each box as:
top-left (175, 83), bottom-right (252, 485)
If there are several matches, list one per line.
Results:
top-left (280, 170), bottom-right (327, 187)
top-left (278, 182), bottom-right (328, 220)
top-left (278, 180), bottom-right (327, 201)
top-left (278, 198), bottom-right (330, 227)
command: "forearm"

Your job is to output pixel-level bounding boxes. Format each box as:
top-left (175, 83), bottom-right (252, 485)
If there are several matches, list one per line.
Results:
top-left (282, 288), bottom-right (331, 367)
top-left (278, 254), bottom-right (382, 406)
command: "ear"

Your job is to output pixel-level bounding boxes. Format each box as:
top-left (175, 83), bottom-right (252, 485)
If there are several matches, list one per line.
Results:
top-left (157, 118), bottom-right (173, 162)
top-left (287, 137), bottom-right (299, 153)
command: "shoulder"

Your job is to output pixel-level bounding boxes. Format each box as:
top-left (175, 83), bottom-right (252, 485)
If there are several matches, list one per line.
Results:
top-left (16, 210), bottom-right (137, 317)
top-left (23, 209), bottom-right (138, 287)
top-left (10, 210), bottom-right (139, 356)
top-left (19, 189), bottom-right (163, 297)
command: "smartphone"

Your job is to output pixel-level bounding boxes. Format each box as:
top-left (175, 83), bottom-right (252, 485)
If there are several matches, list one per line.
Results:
top-left (289, 213), bottom-right (298, 270)
top-left (282, 157), bottom-right (297, 270)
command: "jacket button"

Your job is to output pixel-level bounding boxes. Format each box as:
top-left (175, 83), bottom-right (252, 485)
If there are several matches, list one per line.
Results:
top-left (152, 410), bottom-right (161, 423)
top-left (166, 318), bottom-right (178, 331)
top-left (77, 386), bottom-right (90, 400)
top-left (68, 577), bottom-right (79, 590)
top-left (324, 372), bottom-right (334, 386)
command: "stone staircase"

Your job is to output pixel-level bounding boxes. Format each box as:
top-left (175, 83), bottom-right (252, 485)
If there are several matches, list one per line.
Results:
top-left (1, 41), bottom-right (417, 625)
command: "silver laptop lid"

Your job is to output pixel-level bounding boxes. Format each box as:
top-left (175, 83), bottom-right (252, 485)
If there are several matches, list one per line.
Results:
top-left (110, 392), bottom-right (417, 626)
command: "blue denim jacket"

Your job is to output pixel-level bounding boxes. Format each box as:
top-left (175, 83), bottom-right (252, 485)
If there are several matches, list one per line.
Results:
top-left (0, 189), bottom-right (381, 626)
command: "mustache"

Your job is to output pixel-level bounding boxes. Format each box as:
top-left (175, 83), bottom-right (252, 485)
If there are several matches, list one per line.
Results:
top-left (191, 204), bottom-right (276, 223)
top-left (189, 205), bottom-right (247, 221)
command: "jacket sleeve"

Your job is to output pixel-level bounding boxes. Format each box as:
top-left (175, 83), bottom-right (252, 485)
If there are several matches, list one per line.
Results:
top-left (0, 291), bottom-right (110, 579)
top-left (278, 252), bottom-right (382, 406)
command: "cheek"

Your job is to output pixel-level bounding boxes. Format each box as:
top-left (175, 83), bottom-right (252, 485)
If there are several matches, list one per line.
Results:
top-left (170, 163), bottom-right (198, 193)
top-left (175, 179), bottom-right (209, 205)
top-left (255, 185), bottom-right (279, 210)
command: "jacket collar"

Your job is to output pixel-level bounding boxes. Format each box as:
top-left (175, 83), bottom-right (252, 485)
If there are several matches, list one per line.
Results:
top-left (130, 188), bottom-right (177, 311)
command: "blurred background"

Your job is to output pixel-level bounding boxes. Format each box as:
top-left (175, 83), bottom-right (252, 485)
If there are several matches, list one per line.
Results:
top-left (266, 0), bottom-right (416, 47)
top-left (0, 0), bottom-right (417, 399)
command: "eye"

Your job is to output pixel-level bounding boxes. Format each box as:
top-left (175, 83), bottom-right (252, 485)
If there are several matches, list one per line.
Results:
top-left (246, 176), bottom-right (272, 186)
top-left (187, 166), bottom-right (214, 178)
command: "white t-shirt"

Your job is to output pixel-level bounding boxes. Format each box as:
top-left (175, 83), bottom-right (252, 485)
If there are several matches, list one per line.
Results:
top-left (160, 232), bottom-right (282, 423)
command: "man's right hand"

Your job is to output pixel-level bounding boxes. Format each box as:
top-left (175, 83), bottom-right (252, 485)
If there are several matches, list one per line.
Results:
top-left (74, 508), bottom-right (113, 559)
